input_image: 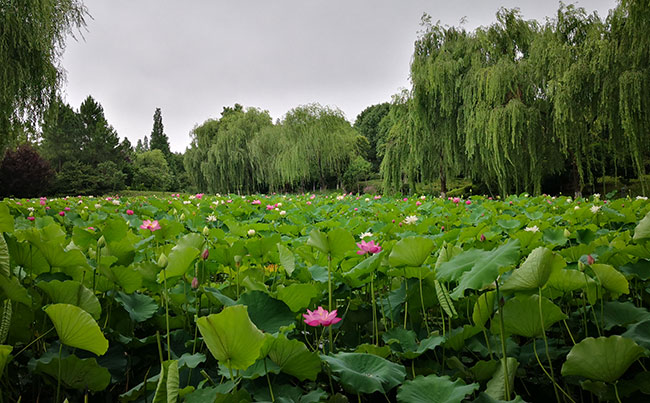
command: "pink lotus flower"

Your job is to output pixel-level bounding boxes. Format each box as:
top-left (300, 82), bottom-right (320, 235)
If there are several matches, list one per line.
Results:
top-left (266, 204), bottom-right (275, 210)
top-left (140, 220), bottom-right (161, 231)
top-left (58, 211), bottom-right (65, 216)
top-left (40, 200), bottom-right (46, 206)
top-left (303, 306), bottom-right (342, 327)
top-left (587, 255), bottom-right (595, 265)
top-left (453, 197), bottom-right (460, 204)
top-left (126, 209), bottom-right (134, 215)
top-left (357, 240), bottom-right (382, 255)
top-left (416, 201), bottom-right (422, 206)
top-left (465, 200), bottom-right (471, 205)
top-left (27, 216), bottom-right (35, 221)
top-left (191, 277), bottom-right (199, 289)
top-left (202, 249), bottom-right (209, 260)
top-left (196, 193), bottom-right (204, 199)
top-left (306, 201), bottom-right (312, 205)
top-left (87, 226), bottom-right (95, 231)
top-left (252, 199), bottom-right (261, 205)
top-left (64, 207), bottom-right (70, 211)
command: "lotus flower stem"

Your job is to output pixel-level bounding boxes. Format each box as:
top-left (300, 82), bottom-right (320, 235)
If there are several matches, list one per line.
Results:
top-left (371, 274), bottom-right (378, 345)
top-left (539, 288), bottom-right (561, 403)
top-left (56, 343), bottom-right (62, 403)
top-left (327, 253), bottom-right (333, 352)
top-left (418, 267), bottom-right (430, 334)
top-left (533, 339), bottom-right (576, 403)
top-left (496, 281), bottom-right (510, 400)
top-left (264, 358), bottom-right (275, 402)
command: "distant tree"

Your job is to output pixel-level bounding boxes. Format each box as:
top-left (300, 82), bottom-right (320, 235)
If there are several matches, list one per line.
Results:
top-left (0, 0), bottom-right (87, 153)
top-left (149, 108), bottom-right (171, 157)
top-left (133, 149), bottom-right (172, 190)
top-left (343, 156), bottom-right (372, 193)
top-left (0, 144), bottom-right (54, 197)
top-left (78, 96), bottom-right (121, 165)
top-left (41, 99), bottom-right (85, 171)
top-left (135, 139), bottom-right (144, 153)
top-left (143, 135), bottom-right (149, 151)
top-left (354, 103), bottom-right (390, 170)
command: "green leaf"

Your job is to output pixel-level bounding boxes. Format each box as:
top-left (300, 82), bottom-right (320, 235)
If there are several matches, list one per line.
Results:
top-left (597, 301), bottom-right (650, 331)
top-left (36, 280), bottom-right (101, 320)
top-left (277, 283), bottom-right (319, 312)
top-left (0, 345), bottom-right (12, 375)
top-left (44, 303), bottom-right (109, 355)
top-left (396, 374), bottom-right (479, 403)
top-left (622, 320), bottom-right (650, 351)
top-left (265, 333), bottom-right (321, 381)
top-left (485, 358), bottom-right (519, 400)
top-left (450, 240), bottom-right (520, 299)
top-left (0, 274), bottom-right (31, 306)
top-left (322, 352), bottom-right (406, 394)
top-left (0, 203), bottom-right (14, 233)
top-left (633, 211), bottom-right (650, 241)
top-left (33, 354), bottom-right (111, 391)
top-left (501, 247), bottom-right (563, 292)
top-left (436, 249), bottom-right (488, 282)
top-left (435, 280), bottom-right (458, 318)
top-left (153, 360), bottom-right (179, 403)
top-left (159, 237), bottom-right (201, 281)
top-left (498, 294), bottom-right (567, 338)
top-left (237, 291), bottom-right (295, 333)
top-left (561, 336), bottom-right (644, 383)
top-left (0, 234), bottom-right (10, 277)
top-left (277, 244), bottom-right (295, 276)
top-left (589, 264), bottom-right (629, 294)
top-left (197, 305), bottom-right (265, 371)
top-left (307, 229), bottom-right (329, 254)
top-left (344, 252), bottom-right (382, 287)
top-left (473, 291), bottom-right (496, 328)
top-left (113, 291), bottom-right (159, 322)
top-left (388, 236), bottom-right (435, 267)
top-left (327, 228), bottom-right (355, 258)
top-left (547, 268), bottom-right (589, 293)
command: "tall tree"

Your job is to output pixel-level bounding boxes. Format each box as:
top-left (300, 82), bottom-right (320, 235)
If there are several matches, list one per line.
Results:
top-left (78, 96), bottom-right (121, 165)
top-left (149, 107), bottom-right (171, 157)
top-left (0, 0), bottom-right (87, 152)
top-left (353, 103), bottom-right (389, 171)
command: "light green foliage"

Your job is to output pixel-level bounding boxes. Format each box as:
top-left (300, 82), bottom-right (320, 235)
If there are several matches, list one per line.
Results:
top-left (133, 149), bottom-right (172, 191)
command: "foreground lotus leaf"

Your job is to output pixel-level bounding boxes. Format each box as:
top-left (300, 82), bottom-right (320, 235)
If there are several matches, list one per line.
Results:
top-left (44, 303), bottom-right (109, 355)
top-left (322, 352), bottom-right (406, 394)
top-left (561, 335), bottom-right (645, 383)
top-left (396, 374), bottom-right (479, 403)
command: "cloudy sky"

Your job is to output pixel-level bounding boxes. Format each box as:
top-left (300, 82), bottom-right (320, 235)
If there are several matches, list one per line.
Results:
top-left (61, 0), bottom-right (617, 152)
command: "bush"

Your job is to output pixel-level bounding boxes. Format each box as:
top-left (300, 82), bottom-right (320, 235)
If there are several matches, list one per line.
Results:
top-left (0, 144), bottom-right (54, 197)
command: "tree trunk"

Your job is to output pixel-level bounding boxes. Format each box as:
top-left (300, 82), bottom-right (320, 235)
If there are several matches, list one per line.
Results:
top-left (439, 151), bottom-right (447, 198)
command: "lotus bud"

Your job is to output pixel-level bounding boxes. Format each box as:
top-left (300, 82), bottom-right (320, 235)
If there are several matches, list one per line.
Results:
top-left (180, 213), bottom-right (186, 220)
top-left (158, 253), bottom-right (168, 268)
top-left (191, 277), bottom-right (199, 289)
top-left (202, 226), bottom-right (210, 236)
top-left (578, 260), bottom-right (586, 272)
top-left (247, 229), bottom-right (256, 236)
top-left (97, 235), bottom-right (106, 248)
top-left (202, 248), bottom-right (209, 260)
top-left (480, 234), bottom-right (486, 242)
top-left (587, 254), bottom-right (595, 265)
top-left (564, 229), bottom-right (571, 238)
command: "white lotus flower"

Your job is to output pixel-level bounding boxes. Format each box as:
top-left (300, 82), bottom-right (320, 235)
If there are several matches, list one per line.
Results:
top-left (206, 215), bottom-right (217, 222)
top-left (404, 215), bottom-right (418, 225)
top-left (247, 229), bottom-right (256, 236)
top-left (524, 225), bottom-right (539, 233)
top-left (590, 205), bottom-right (601, 213)
top-left (359, 231), bottom-right (373, 239)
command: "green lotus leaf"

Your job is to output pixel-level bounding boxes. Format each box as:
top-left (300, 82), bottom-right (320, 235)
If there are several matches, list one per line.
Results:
top-left (451, 240), bottom-right (521, 299)
top-left (388, 236), bottom-right (435, 267)
top-left (436, 249), bottom-right (488, 282)
top-left (113, 291), bottom-right (159, 323)
top-left (45, 303), bottom-right (109, 355)
top-left (633, 211), bottom-right (650, 241)
top-left (322, 352), bottom-right (406, 394)
top-left (561, 336), bottom-right (645, 383)
top-left (36, 280), bottom-right (101, 319)
top-left (622, 319), bottom-right (650, 351)
top-left (597, 301), bottom-right (650, 331)
top-left (237, 290), bottom-right (295, 333)
top-left (547, 268), bottom-right (589, 293)
top-left (0, 274), bottom-right (31, 306)
top-left (152, 360), bottom-right (179, 403)
top-left (485, 357), bottom-right (519, 400)
top-left (264, 333), bottom-right (321, 381)
top-left (0, 234), bottom-right (9, 277)
top-left (396, 374), bottom-right (479, 403)
top-left (497, 294), bottom-right (567, 338)
top-left (277, 243), bottom-right (295, 276)
top-left (33, 354), bottom-right (111, 391)
top-left (196, 305), bottom-right (264, 371)
top-left (589, 263), bottom-right (629, 294)
top-left (158, 235), bottom-right (201, 281)
top-left (501, 247), bottom-right (563, 292)
top-left (277, 283), bottom-right (319, 312)
top-left (0, 203), bottom-right (14, 233)
top-left (473, 291), bottom-right (496, 328)
top-left (0, 345), bottom-right (12, 375)
top-left (345, 252), bottom-right (382, 286)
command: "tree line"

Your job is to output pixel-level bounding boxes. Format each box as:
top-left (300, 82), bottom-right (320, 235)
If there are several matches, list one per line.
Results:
top-left (2, 1), bottom-right (649, 197)
top-left (381, 1), bottom-right (650, 197)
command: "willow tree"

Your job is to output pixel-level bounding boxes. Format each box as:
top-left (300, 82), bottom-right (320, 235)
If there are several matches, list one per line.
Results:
top-left (203, 107), bottom-right (272, 193)
top-left (0, 0), bottom-right (87, 151)
top-left (184, 118), bottom-right (219, 192)
top-left (462, 9), bottom-right (560, 195)
top-left (279, 104), bottom-right (356, 190)
top-left (380, 91), bottom-right (419, 193)
top-left (607, 0), bottom-right (650, 194)
top-left (248, 125), bottom-right (287, 192)
top-left (410, 17), bottom-right (471, 196)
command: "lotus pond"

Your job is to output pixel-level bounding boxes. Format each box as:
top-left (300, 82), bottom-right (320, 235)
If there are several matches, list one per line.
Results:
top-left (1, 193), bottom-right (650, 402)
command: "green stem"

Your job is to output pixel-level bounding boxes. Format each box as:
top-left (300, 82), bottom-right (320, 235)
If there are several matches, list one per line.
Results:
top-left (496, 282), bottom-right (510, 401)
top-left (163, 269), bottom-right (171, 361)
top-left (371, 274), bottom-right (378, 345)
top-left (533, 340), bottom-right (576, 403)
top-left (56, 343), bottom-right (63, 403)
top-left (403, 269), bottom-right (408, 329)
top-left (327, 254), bottom-right (333, 352)
top-left (539, 289), bottom-right (561, 403)
top-left (419, 268), bottom-right (430, 334)
top-left (613, 382), bottom-right (622, 403)
top-left (264, 359), bottom-right (275, 402)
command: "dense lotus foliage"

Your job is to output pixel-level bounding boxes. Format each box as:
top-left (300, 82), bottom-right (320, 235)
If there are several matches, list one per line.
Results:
top-left (1, 192), bottom-right (650, 402)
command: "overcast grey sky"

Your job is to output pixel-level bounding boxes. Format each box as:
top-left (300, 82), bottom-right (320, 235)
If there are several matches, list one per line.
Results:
top-left (61, 0), bottom-right (617, 153)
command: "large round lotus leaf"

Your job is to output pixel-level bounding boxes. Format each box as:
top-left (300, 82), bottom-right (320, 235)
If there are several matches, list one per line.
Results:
top-left (622, 319), bottom-right (650, 350)
top-left (45, 303), bottom-right (109, 355)
top-left (277, 283), bottom-right (319, 312)
top-left (633, 211), bottom-right (650, 241)
top-left (33, 354), bottom-right (111, 391)
top-left (389, 237), bottom-right (435, 267)
top-left (37, 280), bottom-right (101, 319)
top-left (113, 291), bottom-right (159, 323)
top-left (321, 352), bottom-right (405, 394)
top-left (396, 374), bottom-right (479, 403)
top-left (264, 333), bottom-right (321, 381)
top-left (561, 336), bottom-right (645, 383)
top-left (237, 291), bottom-right (295, 333)
top-left (589, 264), bottom-right (629, 295)
top-left (196, 305), bottom-right (264, 371)
top-left (498, 294), bottom-right (567, 338)
top-left (307, 228), bottom-right (355, 258)
top-left (501, 247), bottom-right (564, 292)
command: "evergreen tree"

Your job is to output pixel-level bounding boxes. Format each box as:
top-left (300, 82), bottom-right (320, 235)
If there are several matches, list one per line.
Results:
top-left (149, 108), bottom-right (171, 157)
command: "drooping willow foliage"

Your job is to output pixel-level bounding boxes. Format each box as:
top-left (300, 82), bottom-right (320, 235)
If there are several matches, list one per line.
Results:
top-left (184, 104), bottom-right (358, 193)
top-left (384, 1), bottom-right (650, 196)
